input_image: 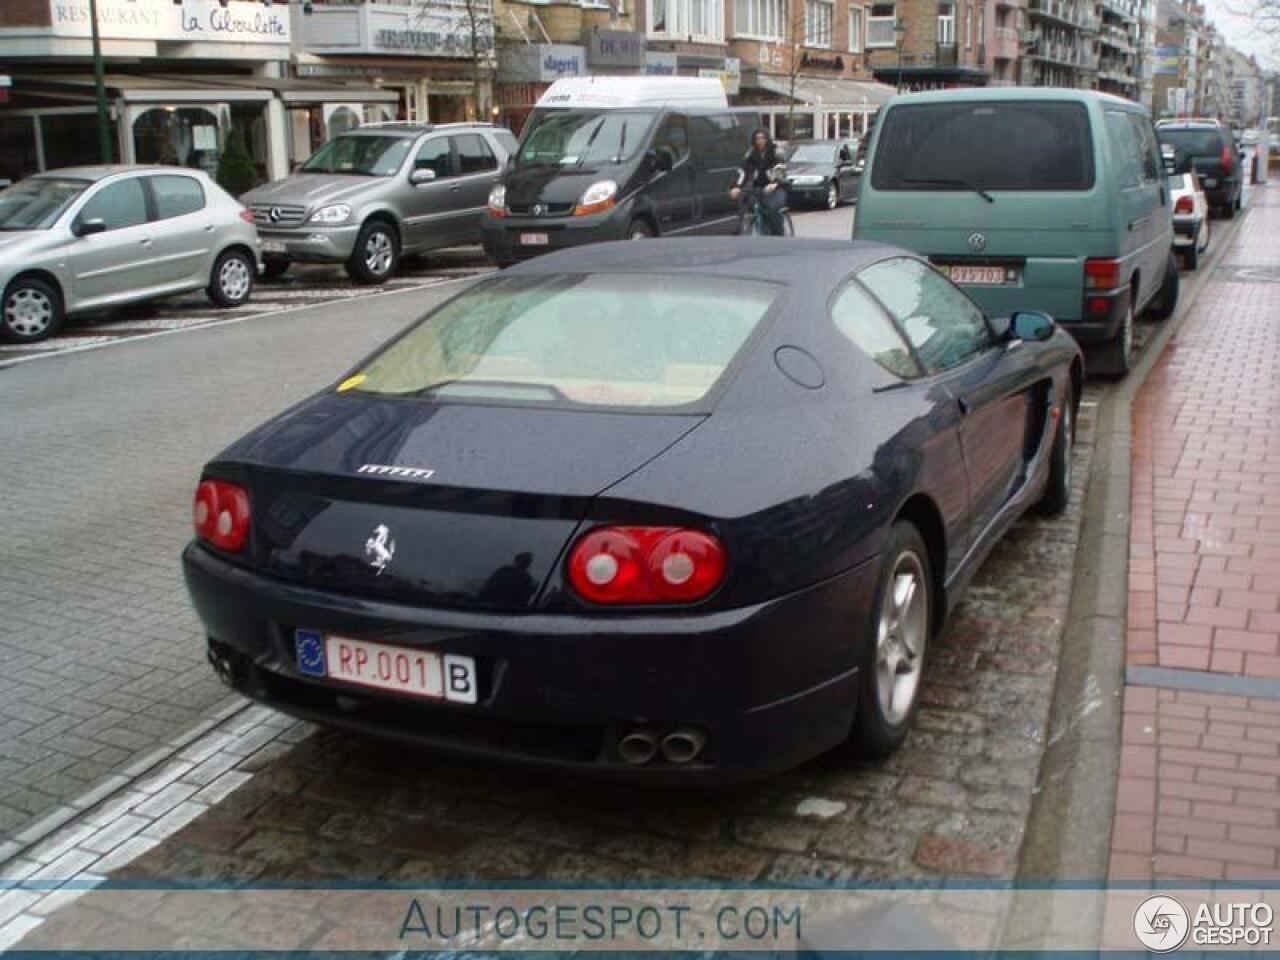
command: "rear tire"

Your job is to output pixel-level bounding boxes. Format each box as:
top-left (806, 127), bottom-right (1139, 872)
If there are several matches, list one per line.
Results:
top-left (826, 181), bottom-right (839, 210)
top-left (1037, 381), bottom-right (1074, 515)
top-left (261, 258), bottom-right (291, 281)
top-left (206, 249), bottom-right (255, 308)
top-left (1222, 201), bottom-right (1236, 220)
top-left (345, 220), bottom-right (399, 284)
top-left (1096, 299), bottom-right (1134, 378)
top-left (1, 276), bottom-right (64, 344)
top-left (1146, 252), bottom-right (1179, 320)
top-left (849, 521), bottom-right (932, 759)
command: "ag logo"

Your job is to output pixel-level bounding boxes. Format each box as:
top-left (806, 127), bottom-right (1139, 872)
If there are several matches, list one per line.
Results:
top-left (1134, 895), bottom-right (1190, 952)
top-left (967, 231), bottom-right (987, 253)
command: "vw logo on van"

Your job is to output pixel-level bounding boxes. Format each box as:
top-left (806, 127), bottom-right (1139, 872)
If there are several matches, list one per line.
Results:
top-left (967, 232), bottom-right (987, 253)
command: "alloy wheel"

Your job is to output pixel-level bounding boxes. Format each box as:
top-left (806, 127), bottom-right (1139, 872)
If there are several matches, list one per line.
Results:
top-left (827, 183), bottom-right (839, 210)
top-left (1061, 399), bottom-right (1074, 492)
top-left (218, 256), bottom-right (251, 303)
top-left (1122, 303), bottom-right (1133, 361)
top-left (364, 231), bottom-right (395, 276)
top-left (874, 550), bottom-right (928, 725)
top-left (4, 288), bottom-right (53, 338)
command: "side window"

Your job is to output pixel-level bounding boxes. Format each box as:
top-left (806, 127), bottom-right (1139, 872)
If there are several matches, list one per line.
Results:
top-left (653, 114), bottom-right (690, 164)
top-left (1105, 111), bottom-right (1142, 189)
top-left (831, 280), bottom-right (921, 380)
top-left (412, 137), bottom-right (455, 179)
top-left (859, 258), bottom-right (992, 374)
top-left (150, 175), bottom-right (206, 220)
top-left (1131, 117), bottom-right (1161, 182)
top-left (456, 134), bottom-right (498, 175)
top-left (78, 178), bottom-right (148, 231)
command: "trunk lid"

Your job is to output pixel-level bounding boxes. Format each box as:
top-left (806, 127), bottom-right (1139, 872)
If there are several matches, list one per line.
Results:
top-left (219, 394), bottom-right (703, 611)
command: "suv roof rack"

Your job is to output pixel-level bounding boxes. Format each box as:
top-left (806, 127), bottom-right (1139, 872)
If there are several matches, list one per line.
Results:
top-left (358, 121), bottom-right (494, 131)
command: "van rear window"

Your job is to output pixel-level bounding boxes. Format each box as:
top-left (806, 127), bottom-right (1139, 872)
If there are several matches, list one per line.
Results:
top-left (871, 101), bottom-right (1095, 192)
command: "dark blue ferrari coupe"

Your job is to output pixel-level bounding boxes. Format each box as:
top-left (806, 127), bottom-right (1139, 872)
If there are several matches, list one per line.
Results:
top-left (184, 238), bottom-right (1082, 782)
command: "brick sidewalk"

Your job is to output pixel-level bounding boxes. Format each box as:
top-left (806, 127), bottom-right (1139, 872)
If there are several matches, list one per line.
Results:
top-left (1112, 183), bottom-right (1280, 881)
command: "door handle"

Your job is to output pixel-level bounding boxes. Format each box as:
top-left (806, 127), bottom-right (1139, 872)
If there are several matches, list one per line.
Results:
top-left (448, 184), bottom-right (462, 192)
top-left (204, 224), bottom-right (216, 232)
top-left (140, 238), bottom-right (153, 247)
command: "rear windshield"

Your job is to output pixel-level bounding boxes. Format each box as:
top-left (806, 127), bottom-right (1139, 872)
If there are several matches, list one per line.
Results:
top-left (349, 273), bottom-right (779, 409)
top-left (1157, 128), bottom-right (1224, 156)
top-left (871, 101), bottom-right (1095, 192)
top-left (515, 110), bottom-right (656, 169)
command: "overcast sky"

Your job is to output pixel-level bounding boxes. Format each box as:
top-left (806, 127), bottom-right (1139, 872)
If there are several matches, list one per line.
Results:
top-left (1201, 0), bottom-right (1279, 68)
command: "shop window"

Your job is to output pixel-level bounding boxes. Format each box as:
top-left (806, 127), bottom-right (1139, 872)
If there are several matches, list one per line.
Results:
top-left (151, 175), bottom-right (206, 220)
top-left (0, 116), bottom-right (38, 185)
top-left (413, 137), bottom-right (455, 178)
top-left (806, 0), bottom-right (834, 46)
top-left (41, 113), bottom-right (106, 173)
top-left (866, 3), bottom-right (897, 46)
top-left (455, 134), bottom-right (497, 175)
top-left (78, 178), bottom-right (148, 232)
top-left (133, 107), bottom-right (221, 175)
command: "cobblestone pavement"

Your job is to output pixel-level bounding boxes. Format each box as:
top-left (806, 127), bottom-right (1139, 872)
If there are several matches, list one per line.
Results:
top-left (0, 247), bottom-right (491, 367)
top-left (1111, 184), bottom-right (1280, 882)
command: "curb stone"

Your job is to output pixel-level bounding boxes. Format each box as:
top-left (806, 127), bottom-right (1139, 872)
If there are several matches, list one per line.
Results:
top-left (1001, 202), bottom-right (1253, 950)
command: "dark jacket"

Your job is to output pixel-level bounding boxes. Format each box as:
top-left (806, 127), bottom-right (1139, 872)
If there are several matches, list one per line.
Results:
top-left (736, 143), bottom-right (787, 190)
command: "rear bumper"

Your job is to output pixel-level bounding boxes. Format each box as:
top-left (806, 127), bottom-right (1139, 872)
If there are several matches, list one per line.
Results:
top-left (258, 225), bottom-right (361, 263)
top-left (1172, 217), bottom-right (1200, 245)
top-left (182, 543), bottom-right (877, 783)
top-left (1058, 285), bottom-right (1131, 346)
top-left (480, 207), bottom-right (632, 266)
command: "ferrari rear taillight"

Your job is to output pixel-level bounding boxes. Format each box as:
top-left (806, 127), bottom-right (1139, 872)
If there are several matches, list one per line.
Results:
top-left (567, 526), bottom-right (726, 605)
top-left (1084, 257), bottom-right (1123, 291)
top-left (1221, 144), bottom-right (1235, 175)
top-left (1174, 195), bottom-right (1194, 215)
top-left (194, 480), bottom-right (251, 553)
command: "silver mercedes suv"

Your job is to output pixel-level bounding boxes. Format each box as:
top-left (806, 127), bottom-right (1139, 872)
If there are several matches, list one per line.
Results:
top-left (243, 122), bottom-right (517, 284)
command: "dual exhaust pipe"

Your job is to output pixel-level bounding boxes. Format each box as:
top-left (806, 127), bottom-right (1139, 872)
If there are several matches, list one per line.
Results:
top-left (617, 726), bottom-right (707, 766)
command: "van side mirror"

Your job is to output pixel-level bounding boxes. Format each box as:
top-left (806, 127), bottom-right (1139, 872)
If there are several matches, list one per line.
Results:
top-left (1010, 310), bottom-right (1055, 342)
top-left (74, 218), bottom-right (107, 237)
top-left (410, 167), bottom-right (437, 185)
top-left (649, 148), bottom-right (674, 173)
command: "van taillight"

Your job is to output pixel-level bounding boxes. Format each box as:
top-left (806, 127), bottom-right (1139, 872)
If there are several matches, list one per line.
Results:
top-left (1085, 258), bottom-right (1123, 291)
top-left (194, 480), bottom-right (251, 553)
top-left (1221, 144), bottom-right (1235, 175)
top-left (567, 526), bottom-right (726, 605)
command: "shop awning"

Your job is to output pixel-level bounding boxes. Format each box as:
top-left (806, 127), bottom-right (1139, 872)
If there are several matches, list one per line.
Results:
top-left (217, 76), bottom-right (401, 105)
top-left (749, 75), bottom-right (897, 108)
top-left (11, 74), bottom-right (272, 104)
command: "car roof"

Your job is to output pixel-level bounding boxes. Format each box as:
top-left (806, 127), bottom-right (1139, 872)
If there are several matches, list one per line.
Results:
top-left (34, 164), bottom-right (203, 182)
top-left (506, 238), bottom-right (906, 287)
top-left (343, 122), bottom-right (495, 138)
top-left (888, 86), bottom-right (1139, 109)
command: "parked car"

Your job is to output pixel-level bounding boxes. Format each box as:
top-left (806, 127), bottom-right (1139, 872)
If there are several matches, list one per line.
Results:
top-left (482, 77), bottom-right (761, 266)
top-left (855, 89), bottom-right (1179, 377)
top-left (1168, 171), bottom-right (1210, 270)
top-left (242, 122), bottom-right (517, 284)
top-left (183, 237), bottom-right (1082, 782)
top-left (1155, 118), bottom-right (1242, 219)
top-left (0, 165), bottom-right (260, 344)
top-left (784, 139), bottom-right (860, 209)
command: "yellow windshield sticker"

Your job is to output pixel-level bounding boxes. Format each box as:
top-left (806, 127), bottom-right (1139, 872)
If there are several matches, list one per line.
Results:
top-left (336, 374), bottom-right (367, 393)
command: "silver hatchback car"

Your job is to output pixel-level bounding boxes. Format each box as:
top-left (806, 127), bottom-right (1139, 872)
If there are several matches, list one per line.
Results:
top-left (0, 166), bottom-right (261, 343)
top-left (242, 122), bottom-right (516, 285)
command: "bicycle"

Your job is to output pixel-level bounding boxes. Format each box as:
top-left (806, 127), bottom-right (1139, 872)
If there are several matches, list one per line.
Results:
top-left (738, 189), bottom-right (795, 237)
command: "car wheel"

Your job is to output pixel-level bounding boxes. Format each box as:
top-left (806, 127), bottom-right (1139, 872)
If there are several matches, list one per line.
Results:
top-left (1037, 381), bottom-right (1074, 515)
top-left (1199, 217), bottom-right (1211, 255)
top-left (628, 220), bottom-right (654, 240)
top-left (1, 276), bottom-right (64, 344)
top-left (1097, 300), bottom-right (1134, 378)
top-left (261, 258), bottom-right (291, 281)
top-left (345, 220), bottom-right (399, 284)
top-left (1222, 200), bottom-right (1236, 220)
top-left (1146, 252), bottom-right (1179, 320)
top-left (1183, 243), bottom-right (1198, 272)
top-left (826, 181), bottom-right (839, 210)
top-left (206, 249), bottom-right (255, 308)
top-left (850, 521), bottom-right (932, 758)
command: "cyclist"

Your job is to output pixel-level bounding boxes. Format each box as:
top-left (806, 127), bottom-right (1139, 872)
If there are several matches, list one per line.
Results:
top-left (730, 127), bottom-right (788, 236)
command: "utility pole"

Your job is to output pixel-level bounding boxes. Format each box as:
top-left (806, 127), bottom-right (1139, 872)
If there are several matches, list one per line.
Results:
top-left (88, 0), bottom-right (112, 163)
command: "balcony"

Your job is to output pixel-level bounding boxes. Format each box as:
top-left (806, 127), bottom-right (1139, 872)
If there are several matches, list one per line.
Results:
top-left (1027, 0), bottom-right (1080, 31)
top-left (989, 25), bottom-right (1021, 60)
top-left (1030, 33), bottom-right (1081, 68)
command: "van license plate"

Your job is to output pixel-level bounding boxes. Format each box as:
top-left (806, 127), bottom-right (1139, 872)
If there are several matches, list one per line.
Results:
top-left (520, 232), bottom-right (549, 246)
top-left (294, 629), bottom-right (477, 704)
top-left (950, 265), bottom-right (1012, 285)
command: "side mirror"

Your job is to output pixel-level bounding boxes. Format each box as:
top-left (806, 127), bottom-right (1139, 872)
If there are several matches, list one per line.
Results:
top-left (74, 218), bottom-right (107, 237)
top-left (410, 167), bottom-right (437, 185)
top-left (1010, 310), bottom-right (1055, 343)
top-left (649, 148), bottom-right (674, 173)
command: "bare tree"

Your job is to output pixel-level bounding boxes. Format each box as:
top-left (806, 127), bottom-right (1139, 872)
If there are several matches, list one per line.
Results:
top-left (411, 0), bottom-right (496, 120)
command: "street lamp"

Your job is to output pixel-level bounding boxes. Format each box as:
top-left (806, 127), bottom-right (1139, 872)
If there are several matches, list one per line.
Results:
top-left (88, 0), bottom-right (111, 163)
top-left (894, 20), bottom-right (908, 92)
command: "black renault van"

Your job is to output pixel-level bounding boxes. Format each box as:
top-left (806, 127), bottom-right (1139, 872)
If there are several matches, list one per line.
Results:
top-left (481, 78), bottom-right (761, 265)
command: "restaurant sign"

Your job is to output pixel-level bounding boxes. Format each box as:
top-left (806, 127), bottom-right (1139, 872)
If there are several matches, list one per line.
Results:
top-left (48, 0), bottom-right (290, 44)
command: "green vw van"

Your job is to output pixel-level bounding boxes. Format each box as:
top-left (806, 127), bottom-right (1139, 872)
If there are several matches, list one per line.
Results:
top-left (854, 88), bottom-right (1178, 376)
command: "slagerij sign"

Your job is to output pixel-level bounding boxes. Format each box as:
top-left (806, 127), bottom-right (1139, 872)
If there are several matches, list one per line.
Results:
top-left (498, 44), bottom-right (584, 82)
top-left (49, 0), bottom-right (290, 44)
